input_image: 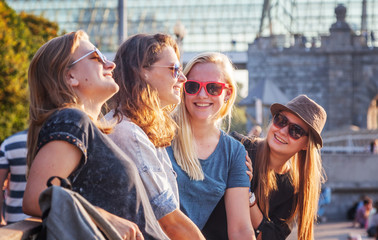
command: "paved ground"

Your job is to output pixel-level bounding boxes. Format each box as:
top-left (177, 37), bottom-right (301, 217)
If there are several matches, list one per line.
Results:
top-left (287, 221), bottom-right (375, 240)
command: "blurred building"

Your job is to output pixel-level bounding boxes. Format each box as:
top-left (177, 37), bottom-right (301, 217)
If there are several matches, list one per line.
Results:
top-left (6, 0), bottom-right (378, 52)
top-left (6, 0), bottom-right (378, 133)
top-left (242, 4), bottom-right (378, 133)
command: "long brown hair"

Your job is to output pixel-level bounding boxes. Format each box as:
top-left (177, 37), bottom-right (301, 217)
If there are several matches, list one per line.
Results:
top-left (109, 33), bottom-right (179, 147)
top-left (27, 30), bottom-right (110, 173)
top-left (254, 128), bottom-right (325, 240)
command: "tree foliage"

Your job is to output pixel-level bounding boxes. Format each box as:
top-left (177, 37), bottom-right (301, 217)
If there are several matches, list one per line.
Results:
top-left (0, 0), bottom-right (58, 142)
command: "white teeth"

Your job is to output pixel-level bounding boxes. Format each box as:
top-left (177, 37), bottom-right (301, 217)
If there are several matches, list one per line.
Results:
top-left (275, 134), bottom-right (287, 144)
top-left (195, 103), bottom-right (211, 107)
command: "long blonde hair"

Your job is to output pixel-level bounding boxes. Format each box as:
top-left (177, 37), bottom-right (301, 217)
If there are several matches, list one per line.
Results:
top-left (27, 30), bottom-right (110, 173)
top-left (254, 128), bottom-right (325, 240)
top-left (171, 52), bottom-right (237, 180)
top-left (109, 33), bottom-right (179, 148)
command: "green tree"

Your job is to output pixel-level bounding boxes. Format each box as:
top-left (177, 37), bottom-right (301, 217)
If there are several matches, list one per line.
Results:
top-left (0, 0), bottom-right (58, 142)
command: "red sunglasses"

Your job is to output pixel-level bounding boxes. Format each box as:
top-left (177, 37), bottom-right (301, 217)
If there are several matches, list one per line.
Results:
top-left (184, 80), bottom-right (230, 96)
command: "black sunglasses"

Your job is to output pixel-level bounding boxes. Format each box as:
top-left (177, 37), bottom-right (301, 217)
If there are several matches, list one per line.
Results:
top-left (184, 80), bottom-right (230, 96)
top-left (273, 113), bottom-right (308, 140)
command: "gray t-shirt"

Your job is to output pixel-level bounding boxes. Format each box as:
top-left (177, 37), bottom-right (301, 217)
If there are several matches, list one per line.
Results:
top-left (167, 130), bottom-right (250, 229)
top-left (37, 108), bottom-right (165, 240)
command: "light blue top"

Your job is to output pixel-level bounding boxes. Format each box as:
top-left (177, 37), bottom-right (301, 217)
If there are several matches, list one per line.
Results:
top-left (106, 112), bottom-right (179, 221)
top-left (166, 131), bottom-right (249, 229)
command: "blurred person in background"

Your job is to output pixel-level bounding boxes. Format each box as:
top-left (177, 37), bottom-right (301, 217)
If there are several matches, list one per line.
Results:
top-left (248, 125), bottom-right (262, 138)
top-left (367, 201), bottom-right (378, 237)
top-left (0, 130), bottom-right (30, 225)
top-left (355, 196), bottom-right (373, 229)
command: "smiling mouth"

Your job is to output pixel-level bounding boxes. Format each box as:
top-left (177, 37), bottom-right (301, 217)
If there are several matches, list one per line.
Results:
top-left (274, 133), bottom-right (287, 144)
top-left (195, 103), bottom-right (212, 107)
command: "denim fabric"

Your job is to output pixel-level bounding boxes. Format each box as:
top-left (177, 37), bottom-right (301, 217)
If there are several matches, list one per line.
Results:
top-left (106, 112), bottom-right (179, 220)
top-left (37, 108), bottom-right (166, 240)
top-left (167, 131), bottom-right (249, 229)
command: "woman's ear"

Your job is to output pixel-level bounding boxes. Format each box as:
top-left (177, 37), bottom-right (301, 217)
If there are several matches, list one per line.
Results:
top-left (141, 68), bottom-right (149, 81)
top-left (224, 88), bottom-right (232, 102)
top-left (65, 71), bottom-right (79, 87)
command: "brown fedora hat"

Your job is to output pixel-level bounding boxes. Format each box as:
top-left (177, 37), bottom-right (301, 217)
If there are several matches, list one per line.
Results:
top-left (270, 94), bottom-right (327, 148)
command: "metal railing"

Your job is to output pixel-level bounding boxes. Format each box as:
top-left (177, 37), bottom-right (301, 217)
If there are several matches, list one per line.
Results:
top-left (322, 129), bottom-right (378, 154)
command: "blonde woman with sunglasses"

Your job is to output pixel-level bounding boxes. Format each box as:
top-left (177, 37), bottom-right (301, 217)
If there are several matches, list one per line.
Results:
top-left (230, 95), bottom-right (327, 240)
top-left (106, 33), bottom-right (204, 240)
top-left (23, 31), bottom-right (167, 240)
top-left (167, 52), bottom-right (255, 240)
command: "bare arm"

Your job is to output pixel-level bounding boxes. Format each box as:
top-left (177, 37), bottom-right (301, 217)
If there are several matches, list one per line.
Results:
top-left (225, 187), bottom-right (255, 240)
top-left (23, 141), bottom-right (82, 217)
top-left (0, 169), bottom-right (9, 225)
top-left (158, 208), bottom-right (205, 240)
top-left (23, 140), bottom-right (145, 239)
top-left (96, 207), bottom-right (144, 240)
top-left (249, 203), bottom-right (264, 230)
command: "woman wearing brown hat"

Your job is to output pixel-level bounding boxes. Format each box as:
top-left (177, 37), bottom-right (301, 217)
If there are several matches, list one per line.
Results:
top-left (231, 94), bottom-right (327, 240)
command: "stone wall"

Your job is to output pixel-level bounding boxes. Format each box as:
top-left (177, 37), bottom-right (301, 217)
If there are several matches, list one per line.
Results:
top-left (321, 153), bottom-right (378, 220)
top-left (244, 5), bottom-right (378, 131)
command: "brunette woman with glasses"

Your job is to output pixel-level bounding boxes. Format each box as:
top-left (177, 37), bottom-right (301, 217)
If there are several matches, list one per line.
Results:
top-left (230, 94), bottom-right (327, 240)
top-left (23, 30), bottom-right (166, 240)
top-left (105, 33), bottom-right (204, 240)
top-left (167, 52), bottom-right (255, 240)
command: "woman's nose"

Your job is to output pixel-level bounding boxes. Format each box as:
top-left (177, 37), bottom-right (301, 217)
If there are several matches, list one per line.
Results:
top-left (105, 60), bottom-right (116, 70)
top-left (177, 71), bottom-right (186, 83)
top-left (198, 85), bottom-right (208, 97)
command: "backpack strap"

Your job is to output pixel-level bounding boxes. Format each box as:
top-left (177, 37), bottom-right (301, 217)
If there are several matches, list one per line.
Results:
top-left (46, 176), bottom-right (72, 190)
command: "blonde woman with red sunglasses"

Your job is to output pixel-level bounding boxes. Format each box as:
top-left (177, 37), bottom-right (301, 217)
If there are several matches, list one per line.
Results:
top-left (230, 95), bottom-right (327, 240)
top-left (167, 52), bottom-right (255, 240)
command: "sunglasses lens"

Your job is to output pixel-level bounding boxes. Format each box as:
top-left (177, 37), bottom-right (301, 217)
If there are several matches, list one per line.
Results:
top-left (273, 114), bottom-right (287, 128)
top-left (274, 113), bottom-right (307, 139)
top-left (173, 67), bottom-right (180, 79)
top-left (95, 49), bottom-right (107, 64)
top-left (289, 125), bottom-right (305, 140)
top-left (172, 63), bottom-right (181, 79)
top-left (185, 81), bottom-right (200, 94)
top-left (206, 83), bottom-right (224, 96)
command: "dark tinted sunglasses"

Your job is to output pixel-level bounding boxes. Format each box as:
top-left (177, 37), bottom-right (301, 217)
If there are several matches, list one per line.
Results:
top-left (273, 113), bottom-right (308, 140)
top-left (184, 80), bottom-right (230, 96)
top-left (152, 62), bottom-right (182, 79)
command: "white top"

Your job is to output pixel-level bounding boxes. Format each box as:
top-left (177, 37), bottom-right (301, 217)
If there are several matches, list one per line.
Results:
top-left (105, 111), bottom-right (179, 220)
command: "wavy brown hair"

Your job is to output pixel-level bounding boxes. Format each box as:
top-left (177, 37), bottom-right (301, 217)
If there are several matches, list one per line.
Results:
top-left (109, 33), bottom-right (179, 147)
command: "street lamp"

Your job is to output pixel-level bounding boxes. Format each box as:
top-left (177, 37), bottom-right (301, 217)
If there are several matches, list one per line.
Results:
top-left (173, 20), bottom-right (186, 61)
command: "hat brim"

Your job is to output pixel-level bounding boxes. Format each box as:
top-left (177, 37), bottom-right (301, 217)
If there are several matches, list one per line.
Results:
top-left (270, 103), bottom-right (323, 148)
